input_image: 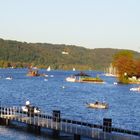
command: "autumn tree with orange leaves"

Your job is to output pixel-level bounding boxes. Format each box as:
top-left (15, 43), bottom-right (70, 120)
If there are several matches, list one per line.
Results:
top-left (113, 51), bottom-right (136, 83)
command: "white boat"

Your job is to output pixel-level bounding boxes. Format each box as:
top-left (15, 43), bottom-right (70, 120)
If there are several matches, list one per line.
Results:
top-left (130, 87), bottom-right (140, 91)
top-left (44, 74), bottom-right (49, 77)
top-left (66, 72), bottom-right (104, 83)
top-left (47, 66), bottom-right (51, 71)
top-left (113, 82), bottom-right (118, 85)
top-left (86, 102), bottom-right (108, 109)
top-left (5, 77), bottom-right (12, 80)
top-left (66, 76), bottom-right (76, 82)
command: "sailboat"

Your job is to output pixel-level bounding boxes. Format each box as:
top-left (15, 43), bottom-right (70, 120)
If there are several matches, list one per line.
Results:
top-left (104, 64), bottom-right (118, 77)
top-left (73, 68), bottom-right (76, 71)
top-left (47, 66), bottom-right (51, 71)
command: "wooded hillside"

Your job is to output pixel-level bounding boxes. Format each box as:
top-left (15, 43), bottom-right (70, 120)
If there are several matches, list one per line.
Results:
top-left (0, 38), bottom-right (139, 70)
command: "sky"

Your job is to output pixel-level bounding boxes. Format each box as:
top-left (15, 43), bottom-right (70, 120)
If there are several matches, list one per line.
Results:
top-left (0, 0), bottom-right (140, 52)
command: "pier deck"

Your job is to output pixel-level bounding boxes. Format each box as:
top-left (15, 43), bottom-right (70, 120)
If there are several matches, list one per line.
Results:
top-left (0, 106), bottom-right (140, 140)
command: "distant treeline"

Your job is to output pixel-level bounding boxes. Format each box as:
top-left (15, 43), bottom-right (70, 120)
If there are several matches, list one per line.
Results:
top-left (0, 38), bottom-right (140, 70)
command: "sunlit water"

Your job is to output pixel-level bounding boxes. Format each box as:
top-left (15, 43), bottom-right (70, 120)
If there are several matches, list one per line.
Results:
top-left (0, 68), bottom-right (139, 139)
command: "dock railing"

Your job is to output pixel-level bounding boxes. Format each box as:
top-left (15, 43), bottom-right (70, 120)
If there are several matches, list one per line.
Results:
top-left (0, 105), bottom-right (140, 140)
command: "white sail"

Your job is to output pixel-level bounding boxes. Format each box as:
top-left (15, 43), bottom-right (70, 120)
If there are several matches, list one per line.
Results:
top-left (47, 66), bottom-right (51, 71)
top-left (104, 64), bottom-right (118, 77)
top-left (73, 68), bottom-right (76, 71)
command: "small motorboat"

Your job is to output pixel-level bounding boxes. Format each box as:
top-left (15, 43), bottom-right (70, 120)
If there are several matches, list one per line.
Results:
top-left (5, 76), bottom-right (12, 80)
top-left (44, 74), bottom-right (48, 77)
top-left (66, 76), bottom-right (76, 82)
top-left (27, 68), bottom-right (45, 77)
top-left (86, 102), bottom-right (108, 109)
top-left (113, 82), bottom-right (118, 85)
top-left (130, 87), bottom-right (140, 91)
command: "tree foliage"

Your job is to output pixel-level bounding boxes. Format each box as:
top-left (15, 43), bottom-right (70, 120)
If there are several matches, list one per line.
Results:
top-left (113, 50), bottom-right (140, 83)
top-left (0, 38), bottom-right (140, 70)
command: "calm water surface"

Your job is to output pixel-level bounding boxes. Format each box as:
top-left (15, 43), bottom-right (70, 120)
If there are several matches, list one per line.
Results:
top-left (0, 68), bottom-right (139, 139)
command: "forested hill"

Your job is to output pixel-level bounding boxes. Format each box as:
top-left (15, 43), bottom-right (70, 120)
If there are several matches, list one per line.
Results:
top-left (0, 38), bottom-right (139, 70)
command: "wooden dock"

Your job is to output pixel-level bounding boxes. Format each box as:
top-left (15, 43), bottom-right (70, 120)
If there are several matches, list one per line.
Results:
top-left (0, 106), bottom-right (140, 140)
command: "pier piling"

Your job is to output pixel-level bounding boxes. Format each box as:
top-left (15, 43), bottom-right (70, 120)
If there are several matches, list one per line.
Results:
top-left (103, 118), bottom-right (112, 133)
top-left (52, 110), bottom-right (61, 138)
top-left (74, 134), bottom-right (81, 140)
top-left (0, 118), bottom-right (10, 125)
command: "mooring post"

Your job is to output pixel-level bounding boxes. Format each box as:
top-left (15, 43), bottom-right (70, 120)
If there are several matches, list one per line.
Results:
top-left (0, 118), bottom-right (10, 125)
top-left (52, 110), bottom-right (61, 138)
top-left (0, 106), bottom-right (10, 126)
top-left (0, 100), bottom-right (1, 117)
top-left (27, 124), bottom-right (41, 134)
top-left (34, 125), bottom-right (41, 134)
top-left (103, 118), bottom-right (112, 133)
top-left (74, 134), bottom-right (81, 140)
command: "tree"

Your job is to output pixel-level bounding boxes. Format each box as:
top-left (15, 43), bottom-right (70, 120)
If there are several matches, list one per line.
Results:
top-left (135, 59), bottom-right (140, 77)
top-left (113, 51), bottom-right (136, 83)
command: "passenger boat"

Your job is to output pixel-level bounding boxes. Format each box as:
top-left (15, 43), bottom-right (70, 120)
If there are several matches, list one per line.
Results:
top-left (27, 68), bottom-right (45, 77)
top-left (66, 72), bottom-right (104, 83)
top-left (81, 77), bottom-right (104, 83)
top-left (86, 102), bottom-right (108, 109)
top-left (27, 69), bottom-right (40, 76)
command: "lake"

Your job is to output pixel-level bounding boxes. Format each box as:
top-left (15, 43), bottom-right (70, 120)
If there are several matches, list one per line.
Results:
top-left (0, 68), bottom-right (139, 140)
